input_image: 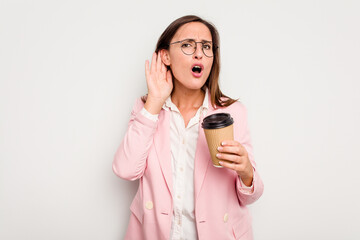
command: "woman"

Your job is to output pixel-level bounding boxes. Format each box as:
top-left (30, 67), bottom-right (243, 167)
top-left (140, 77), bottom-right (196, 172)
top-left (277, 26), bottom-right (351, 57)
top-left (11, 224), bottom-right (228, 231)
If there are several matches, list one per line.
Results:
top-left (113, 15), bottom-right (264, 240)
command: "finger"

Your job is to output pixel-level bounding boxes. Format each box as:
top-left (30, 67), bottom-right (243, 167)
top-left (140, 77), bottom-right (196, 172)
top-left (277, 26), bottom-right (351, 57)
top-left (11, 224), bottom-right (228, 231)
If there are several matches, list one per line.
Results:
top-left (217, 145), bottom-right (245, 156)
top-left (156, 51), bottom-right (162, 73)
top-left (150, 52), bottom-right (157, 73)
top-left (221, 140), bottom-right (241, 146)
top-left (216, 152), bottom-right (242, 164)
top-left (218, 160), bottom-right (237, 171)
top-left (145, 60), bottom-right (150, 82)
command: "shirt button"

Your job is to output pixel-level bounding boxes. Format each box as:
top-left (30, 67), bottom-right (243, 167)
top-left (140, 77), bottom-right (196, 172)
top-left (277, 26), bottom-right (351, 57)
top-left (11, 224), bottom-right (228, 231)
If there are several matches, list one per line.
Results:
top-left (177, 195), bottom-right (181, 199)
top-left (180, 167), bottom-right (184, 172)
top-left (182, 138), bottom-right (185, 144)
top-left (145, 201), bottom-right (153, 210)
top-left (223, 213), bottom-right (229, 223)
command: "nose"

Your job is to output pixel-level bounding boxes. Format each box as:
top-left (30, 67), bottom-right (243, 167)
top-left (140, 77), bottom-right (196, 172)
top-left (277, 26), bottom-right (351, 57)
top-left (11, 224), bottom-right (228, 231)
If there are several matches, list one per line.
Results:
top-left (193, 42), bottom-right (203, 59)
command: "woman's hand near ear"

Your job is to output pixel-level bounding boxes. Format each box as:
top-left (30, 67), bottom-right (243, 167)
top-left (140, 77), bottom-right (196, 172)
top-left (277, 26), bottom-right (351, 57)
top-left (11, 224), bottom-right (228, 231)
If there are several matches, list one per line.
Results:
top-left (144, 51), bottom-right (173, 115)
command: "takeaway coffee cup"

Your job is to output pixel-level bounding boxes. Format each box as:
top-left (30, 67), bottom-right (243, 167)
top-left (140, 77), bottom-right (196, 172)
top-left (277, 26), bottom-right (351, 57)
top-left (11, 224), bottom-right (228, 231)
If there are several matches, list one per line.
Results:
top-left (201, 113), bottom-right (234, 168)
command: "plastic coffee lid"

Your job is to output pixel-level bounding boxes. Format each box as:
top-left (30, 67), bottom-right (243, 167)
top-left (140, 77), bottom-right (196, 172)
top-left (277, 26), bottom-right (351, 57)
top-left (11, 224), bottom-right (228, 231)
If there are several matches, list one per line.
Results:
top-left (201, 113), bottom-right (234, 129)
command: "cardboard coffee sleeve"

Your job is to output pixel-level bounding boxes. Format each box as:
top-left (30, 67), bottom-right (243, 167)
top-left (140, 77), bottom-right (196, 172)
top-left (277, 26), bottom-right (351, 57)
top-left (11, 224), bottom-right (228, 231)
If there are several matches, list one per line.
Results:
top-left (201, 113), bottom-right (234, 167)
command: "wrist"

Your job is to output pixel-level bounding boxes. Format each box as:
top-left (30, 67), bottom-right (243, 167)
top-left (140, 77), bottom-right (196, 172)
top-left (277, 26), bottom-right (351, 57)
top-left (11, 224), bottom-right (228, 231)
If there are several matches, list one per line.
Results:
top-left (240, 176), bottom-right (253, 187)
top-left (144, 96), bottom-right (165, 115)
top-left (239, 169), bottom-right (254, 187)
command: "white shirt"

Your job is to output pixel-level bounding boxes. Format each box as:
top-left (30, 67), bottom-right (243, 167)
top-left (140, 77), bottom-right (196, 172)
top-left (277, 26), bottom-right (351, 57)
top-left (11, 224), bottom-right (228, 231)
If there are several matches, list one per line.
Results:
top-left (140, 89), bottom-right (253, 240)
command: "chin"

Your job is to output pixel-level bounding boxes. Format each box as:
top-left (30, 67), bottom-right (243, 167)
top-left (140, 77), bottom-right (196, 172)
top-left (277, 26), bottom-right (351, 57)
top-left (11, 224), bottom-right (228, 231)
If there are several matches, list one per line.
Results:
top-left (176, 79), bottom-right (207, 91)
top-left (173, 72), bottom-right (208, 90)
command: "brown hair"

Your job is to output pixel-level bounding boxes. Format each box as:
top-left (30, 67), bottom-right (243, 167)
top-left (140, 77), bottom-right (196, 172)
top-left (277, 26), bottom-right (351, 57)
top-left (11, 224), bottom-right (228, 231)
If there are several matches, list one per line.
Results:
top-left (141, 15), bottom-right (237, 108)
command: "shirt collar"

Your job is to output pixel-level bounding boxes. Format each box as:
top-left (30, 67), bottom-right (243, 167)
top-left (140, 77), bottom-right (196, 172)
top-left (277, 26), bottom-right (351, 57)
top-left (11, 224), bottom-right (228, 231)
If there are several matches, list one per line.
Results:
top-left (162, 87), bottom-right (209, 112)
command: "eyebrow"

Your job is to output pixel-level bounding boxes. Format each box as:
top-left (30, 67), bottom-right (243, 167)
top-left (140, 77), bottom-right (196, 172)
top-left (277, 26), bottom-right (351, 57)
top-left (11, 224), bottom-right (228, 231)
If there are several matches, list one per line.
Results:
top-left (182, 38), bottom-right (213, 43)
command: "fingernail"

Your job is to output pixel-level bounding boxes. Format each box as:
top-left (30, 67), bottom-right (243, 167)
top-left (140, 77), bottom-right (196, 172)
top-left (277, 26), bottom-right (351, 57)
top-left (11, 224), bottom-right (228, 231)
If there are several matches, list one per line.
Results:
top-left (217, 146), bottom-right (222, 151)
top-left (221, 142), bottom-right (226, 146)
top-left (219, 161), bottom-right (223, 165)
top-left (216, 153), bottom-right (221, 158)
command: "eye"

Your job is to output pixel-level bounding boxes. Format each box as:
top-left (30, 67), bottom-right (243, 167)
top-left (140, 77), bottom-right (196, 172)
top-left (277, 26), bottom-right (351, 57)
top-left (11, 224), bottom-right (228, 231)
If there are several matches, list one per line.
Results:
top-left (203, 43), bottom-right (212, 50)
top-left (181, 40), bottom-right (194, 48)
top-left (181, 43), bottom-right (192, 48)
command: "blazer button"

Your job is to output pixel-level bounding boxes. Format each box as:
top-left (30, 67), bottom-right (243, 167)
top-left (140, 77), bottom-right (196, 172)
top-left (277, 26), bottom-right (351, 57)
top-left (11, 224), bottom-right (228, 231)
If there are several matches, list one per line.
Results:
top-left (145, 201), bottom-right (153, 210)
top-left (223, 213), bottom-right (229, 223)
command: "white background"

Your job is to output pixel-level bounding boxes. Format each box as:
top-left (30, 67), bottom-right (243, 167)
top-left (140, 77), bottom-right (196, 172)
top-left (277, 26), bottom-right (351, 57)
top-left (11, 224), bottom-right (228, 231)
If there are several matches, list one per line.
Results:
top-left (1, 0), bottom-right (359, 239)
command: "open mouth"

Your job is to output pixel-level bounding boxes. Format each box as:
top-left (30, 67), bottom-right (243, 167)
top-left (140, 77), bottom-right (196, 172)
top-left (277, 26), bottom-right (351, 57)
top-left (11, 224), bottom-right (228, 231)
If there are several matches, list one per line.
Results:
top-left (192, 65), bottom-right (202, 73)
top-left (191, 64), bottom-right (204, 77)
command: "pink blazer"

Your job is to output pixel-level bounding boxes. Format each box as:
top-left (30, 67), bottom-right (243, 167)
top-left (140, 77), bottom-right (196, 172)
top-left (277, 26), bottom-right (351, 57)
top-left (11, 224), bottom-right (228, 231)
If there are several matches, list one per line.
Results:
top-left (113, 93), bottom-right (264, 240)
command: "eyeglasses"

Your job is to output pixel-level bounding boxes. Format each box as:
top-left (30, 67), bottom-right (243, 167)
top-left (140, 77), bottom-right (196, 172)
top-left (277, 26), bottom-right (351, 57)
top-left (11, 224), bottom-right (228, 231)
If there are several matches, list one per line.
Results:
top-left (168, 39), bottom-right (216, 57)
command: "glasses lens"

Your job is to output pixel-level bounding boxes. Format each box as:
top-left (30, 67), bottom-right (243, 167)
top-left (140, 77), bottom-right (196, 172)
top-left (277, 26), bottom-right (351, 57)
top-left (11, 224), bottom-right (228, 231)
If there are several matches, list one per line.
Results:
top-left (202, 42), bottom-right (213, 57)
top-left (180, 39), bottom-right (196, 55)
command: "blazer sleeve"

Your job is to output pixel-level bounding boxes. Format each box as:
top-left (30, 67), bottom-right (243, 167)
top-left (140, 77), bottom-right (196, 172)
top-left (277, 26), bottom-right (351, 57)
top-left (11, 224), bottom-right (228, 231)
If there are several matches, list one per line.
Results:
top-left (112, 98), bottom-right (158, 181)
top-left (234, 102), bottom-right (264, 205)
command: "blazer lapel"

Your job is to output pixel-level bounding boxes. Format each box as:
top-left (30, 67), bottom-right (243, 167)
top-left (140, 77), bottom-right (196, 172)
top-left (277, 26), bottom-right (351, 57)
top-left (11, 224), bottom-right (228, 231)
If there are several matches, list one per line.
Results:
top-left (153, 109), bottom-right (173, 197)
top-left (194, 94), bottom-right (216, 202)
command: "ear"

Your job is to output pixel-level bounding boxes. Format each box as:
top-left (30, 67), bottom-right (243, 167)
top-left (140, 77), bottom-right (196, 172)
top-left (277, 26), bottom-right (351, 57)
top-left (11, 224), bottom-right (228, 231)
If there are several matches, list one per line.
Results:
top-left (160, 49), bottom-right (171, 66)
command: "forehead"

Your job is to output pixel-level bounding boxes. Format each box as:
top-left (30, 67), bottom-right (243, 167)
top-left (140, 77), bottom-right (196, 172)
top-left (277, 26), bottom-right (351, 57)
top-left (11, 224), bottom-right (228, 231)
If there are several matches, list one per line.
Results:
top-left (172, 22), bottom-right (212, 42)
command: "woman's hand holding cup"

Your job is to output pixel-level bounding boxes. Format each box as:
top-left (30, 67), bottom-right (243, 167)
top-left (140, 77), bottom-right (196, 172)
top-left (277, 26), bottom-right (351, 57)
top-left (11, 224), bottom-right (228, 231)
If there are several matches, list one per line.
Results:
top-left (217, 140), bottom-right (254, 187)
top-left (144, 51), bottom-right (173, 115)
top-left (202, 113), bottom-right (254, 187)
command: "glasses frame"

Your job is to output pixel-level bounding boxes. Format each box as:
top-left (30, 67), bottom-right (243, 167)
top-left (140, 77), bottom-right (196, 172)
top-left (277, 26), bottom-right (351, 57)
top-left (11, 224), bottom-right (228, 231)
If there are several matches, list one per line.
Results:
top-left (168, 39), bottom-right (217, 58)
